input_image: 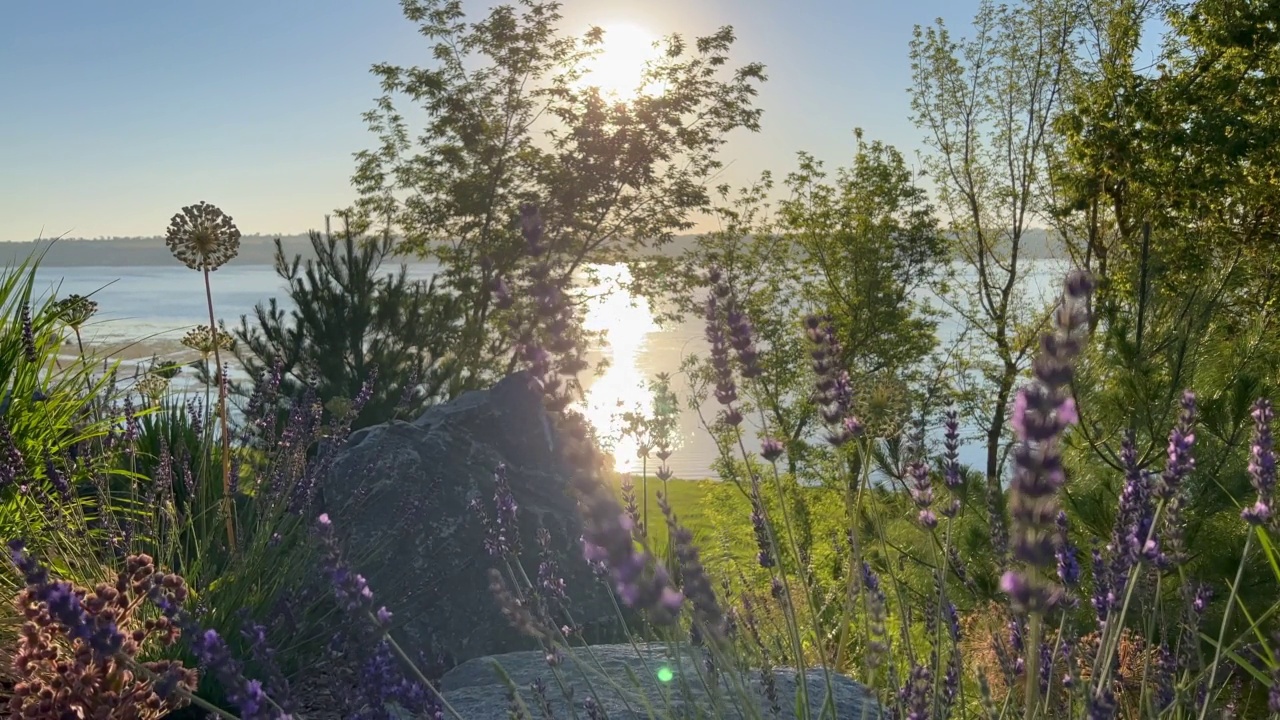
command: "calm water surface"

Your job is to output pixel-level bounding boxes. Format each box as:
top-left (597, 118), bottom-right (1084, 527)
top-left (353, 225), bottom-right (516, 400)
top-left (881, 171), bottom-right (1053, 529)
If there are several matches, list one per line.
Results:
top-left (33, 260), bottom-right (1068, 479)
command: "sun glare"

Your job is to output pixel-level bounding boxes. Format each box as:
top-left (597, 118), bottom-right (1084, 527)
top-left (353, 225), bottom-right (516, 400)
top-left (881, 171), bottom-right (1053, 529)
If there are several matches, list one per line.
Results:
top-left (577, 23), bottom-right (664, 100)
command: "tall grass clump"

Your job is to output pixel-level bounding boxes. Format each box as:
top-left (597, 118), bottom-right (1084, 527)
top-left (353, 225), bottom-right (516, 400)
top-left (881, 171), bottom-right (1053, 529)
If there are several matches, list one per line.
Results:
top-left (4, 205), bottom-right (1279, 719)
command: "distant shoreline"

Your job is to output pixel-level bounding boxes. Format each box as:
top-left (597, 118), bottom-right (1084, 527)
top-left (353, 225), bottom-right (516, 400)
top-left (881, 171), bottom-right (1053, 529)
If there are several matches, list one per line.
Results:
top-left (1, 229), bottom-right (1066, 267)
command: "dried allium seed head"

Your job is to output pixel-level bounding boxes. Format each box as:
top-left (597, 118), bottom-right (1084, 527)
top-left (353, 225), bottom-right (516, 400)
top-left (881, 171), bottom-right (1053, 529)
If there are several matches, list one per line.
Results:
top-left (136, 375), bottom-right (170, 404)
top-left (53, 295), bottom-right (98, 329)
top-left (180, 324), bottom-right (235, 356)
top-left (164, 201), bottom-right (241, 271)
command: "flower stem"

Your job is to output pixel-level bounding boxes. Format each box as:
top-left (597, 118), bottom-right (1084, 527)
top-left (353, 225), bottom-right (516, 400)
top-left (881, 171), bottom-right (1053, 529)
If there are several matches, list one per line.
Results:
top-left (204, 267), bottom-right (236, 555)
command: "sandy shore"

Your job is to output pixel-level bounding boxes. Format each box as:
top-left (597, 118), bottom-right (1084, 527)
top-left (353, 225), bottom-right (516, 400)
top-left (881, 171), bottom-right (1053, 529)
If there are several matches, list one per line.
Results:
top-left (58, 336), bottom-right (197, 364)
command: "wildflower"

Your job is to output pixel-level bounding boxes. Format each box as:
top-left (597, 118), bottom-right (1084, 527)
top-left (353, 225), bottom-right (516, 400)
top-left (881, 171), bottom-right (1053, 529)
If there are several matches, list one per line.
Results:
top-left (535, 526), bottom-right (567, 602)
top-left (1242, 398), bottom-right (1275, 525)
top-left (1158, 391), bottom-right (1197, 498)
top-left (805, 315), bottom-right (863, 446)
top-left (136, 374), bottom-right (170, 405)
top-left (315, 513), bottom-right (378, 618)
top-left (8, 545), bottom-right (198, 718)
top-left (749, 476), bottom-right (774, 568)
top-left (1002, 270), bottom-right (1094, 613)
top-left (181, 322), bottom-right (236, 357)
top-left (661, 492), bottom-right (726, 644)
top-left (19, 303), bottom-right (37, 363)
top-left (907, 459), bottom-right (937, 529)
top-left (861, 562), bottom-right (890, 669)
top-left (53, 293), bottom-right (98, 329)
top-left (0, 419), bottom-right (24, 492)
top-left (724, 294), bottom-right (762, 379)
top-left (472, 463), bottom-right (519, 557)
top-left (164, 201), bottom-right (241, 271)
top-left (1113, 432), bottom-right (1157, 569)
top-left (901, 663), bottom-right (932, 720)
top-left (942, 403), bottom-right (962, 490)
top-left (1055, 511), bottom-right (1081, 589)
top-left (705, 282), bottom-right (738, 409)
top-left (760, 437), bottom-right (784, 462)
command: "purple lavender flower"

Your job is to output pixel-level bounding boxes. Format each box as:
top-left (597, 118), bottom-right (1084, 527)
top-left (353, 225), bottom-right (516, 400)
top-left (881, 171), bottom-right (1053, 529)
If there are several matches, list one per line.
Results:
top-left (472, 463), bottom-right (519, 556)
top-left (660, 493), bottom-right (726, 643)
top-left (43, 447), bottom-right (71, 501)
top-left (725, 296), bottom-right (762, 380)
top-left (861, 562), bottom-right (889, 669)
top-left (146, 569), bottom-right (279, 719)
top-left (1159, 391), bottom-right (1197, 498)
top-left (580, 502), bottom-right (682, 622)
top-left (1243, 398), bottom-right (1275, 525)
top-left (901, 664), bottom-right (932, 720)
top-left (760, 437), bottom-right (784, 462)
top-left (20, 303), bottom-right (37, 363)
top-left (749, 476), bottom-right (774, 568)
top-left (1055, 511), bottom-right (1081, 589)
top-left (805, 315), bottom-right (861, 446)
top-left (1002, 270), bottom-right (1094, 613)
top-left (315, 513), bottom-right (387, 627)
top-left (943, 403), bottom-right (962, 490)
top-left (1113, 432), bottom-right (1157, 570)
top-left (535, 526), bottom-right (567, 602)
top-left (705, 281), bottom-right (739, 412)
top-left (0, 419), bottom-right (25, 492)
top-left (907, 459), bottom-right (937, 529)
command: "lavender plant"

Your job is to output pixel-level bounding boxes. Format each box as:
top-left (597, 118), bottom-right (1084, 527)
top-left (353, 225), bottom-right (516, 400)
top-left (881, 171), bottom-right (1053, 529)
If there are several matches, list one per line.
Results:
top-left (5, 206), bottom-right (1280, 720)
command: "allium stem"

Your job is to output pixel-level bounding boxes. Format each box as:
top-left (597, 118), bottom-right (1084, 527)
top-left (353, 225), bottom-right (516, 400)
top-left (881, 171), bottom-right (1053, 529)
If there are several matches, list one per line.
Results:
top-left (204, 267), bottom-right (236, 554)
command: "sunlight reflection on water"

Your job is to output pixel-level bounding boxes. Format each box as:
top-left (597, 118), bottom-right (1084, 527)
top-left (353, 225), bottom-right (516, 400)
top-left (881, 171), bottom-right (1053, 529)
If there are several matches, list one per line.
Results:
top-left (574, 264), bottom-right (660, 472)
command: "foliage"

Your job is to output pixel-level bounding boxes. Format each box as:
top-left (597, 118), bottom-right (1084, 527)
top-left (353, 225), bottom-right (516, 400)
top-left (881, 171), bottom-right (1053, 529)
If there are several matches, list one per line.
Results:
top-left (233, 215), bottom-right (466, 429)
top-left (351, 0), bottom-right (767, 394)
top-left (909, 0), bottom-right (1078, 492)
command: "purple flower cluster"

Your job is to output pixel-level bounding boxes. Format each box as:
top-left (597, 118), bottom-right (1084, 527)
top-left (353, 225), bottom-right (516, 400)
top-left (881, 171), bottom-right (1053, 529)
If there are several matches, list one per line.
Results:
top-left (7, 544), bottom-right (199, 719)
top-left (805, 315), bottom-right (861, 446)
top-left (1111, 432), bottom-right (1157, 574)
top-left (705, 268), bottom-right (744, 426)
top-left (660, 492), bottom-right (727, 644)
top-left (315, 513), bottom-right (391, 629)
top-left (907, 459), bottom-right (937, 529)
top-left (580, 506), bottom-right (683, 620)
top-left (1243, 398), bottom-right (1276, 525)
top-left (0, 418), bottom-right (25, 492)
top-left (471, 463), bottom-right (519, 557)
top-left (1001, 270), bottom-right (1094, 613)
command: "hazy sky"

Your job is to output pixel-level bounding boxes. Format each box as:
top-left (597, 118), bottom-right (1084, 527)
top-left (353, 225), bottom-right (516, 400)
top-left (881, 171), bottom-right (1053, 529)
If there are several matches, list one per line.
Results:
top-left (3, 0), bottom-right (1013, 242)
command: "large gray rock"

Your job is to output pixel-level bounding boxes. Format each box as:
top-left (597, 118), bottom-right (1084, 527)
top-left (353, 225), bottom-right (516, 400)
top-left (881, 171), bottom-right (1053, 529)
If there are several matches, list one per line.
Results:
top-left (423, 643), bottom-right (883, 719)
top-left (320, 372), bottom-right (623, 666)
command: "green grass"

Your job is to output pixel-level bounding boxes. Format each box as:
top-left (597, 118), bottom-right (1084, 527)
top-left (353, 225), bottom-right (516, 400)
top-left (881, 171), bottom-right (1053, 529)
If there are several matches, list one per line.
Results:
top-left (602, 473), bottom-right (719, 549)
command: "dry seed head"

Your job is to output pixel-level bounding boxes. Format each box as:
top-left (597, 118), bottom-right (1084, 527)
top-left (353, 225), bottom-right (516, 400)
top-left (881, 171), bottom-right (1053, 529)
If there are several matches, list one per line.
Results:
top-left (180, 324), bottom-right (234, 356)
top-left (135, 375), bottom-right (169, 405)
top-left (164, 201), bottom-right (241, 271)
top-left (53, 295), bottom-right (98, 329)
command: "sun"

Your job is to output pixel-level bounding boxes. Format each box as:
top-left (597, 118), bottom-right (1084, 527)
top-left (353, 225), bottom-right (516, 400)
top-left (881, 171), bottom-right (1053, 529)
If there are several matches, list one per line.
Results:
top-left (576, 23), bottom-right (664, 100)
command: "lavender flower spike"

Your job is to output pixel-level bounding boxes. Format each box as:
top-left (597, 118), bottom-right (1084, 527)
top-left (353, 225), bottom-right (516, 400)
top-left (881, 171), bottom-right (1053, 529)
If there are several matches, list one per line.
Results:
top-left (1002, 270), bottom-right (1094, 613)
top-left (1242, 398), bottom-right (1275, 525)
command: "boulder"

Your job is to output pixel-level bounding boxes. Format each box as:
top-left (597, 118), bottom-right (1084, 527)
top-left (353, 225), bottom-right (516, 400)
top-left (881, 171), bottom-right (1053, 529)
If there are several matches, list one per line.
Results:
top-left (421, 642), bottom-right (883, 719)
top-left (320, 372), bottom-right (623, 667)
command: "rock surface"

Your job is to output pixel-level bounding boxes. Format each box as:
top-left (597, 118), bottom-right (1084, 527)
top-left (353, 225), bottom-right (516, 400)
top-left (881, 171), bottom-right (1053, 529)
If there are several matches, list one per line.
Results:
top-left (319, 372), bottom-right (621, 667)
top-left (422, 643), bottom-right (883, 719)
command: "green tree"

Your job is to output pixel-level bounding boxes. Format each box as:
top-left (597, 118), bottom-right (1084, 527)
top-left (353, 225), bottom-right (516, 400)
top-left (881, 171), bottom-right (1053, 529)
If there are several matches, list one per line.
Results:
top-left (662, 131), bottom-right (945, 485)
top-left (351, 0), bottom-right (766, 397)
top-left (909, 0), bottom-right (1078, 496)
top-left (1048, 0), bottom-right (1280, 623)
top-left (233, 215), bottom-right (464, 429)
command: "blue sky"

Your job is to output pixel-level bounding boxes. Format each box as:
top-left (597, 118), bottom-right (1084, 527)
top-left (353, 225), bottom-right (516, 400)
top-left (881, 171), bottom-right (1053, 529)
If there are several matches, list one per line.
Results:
top-left (3, 0), bottom-right (1035, 241)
